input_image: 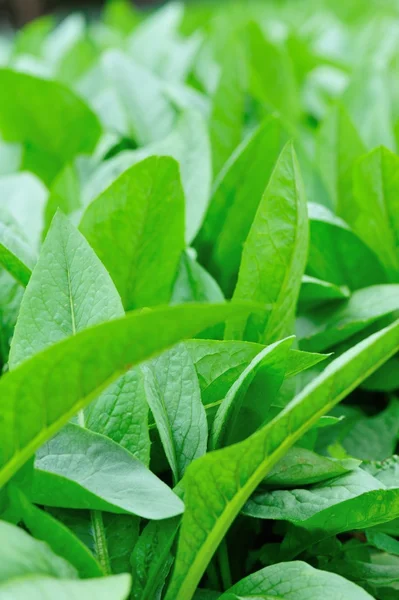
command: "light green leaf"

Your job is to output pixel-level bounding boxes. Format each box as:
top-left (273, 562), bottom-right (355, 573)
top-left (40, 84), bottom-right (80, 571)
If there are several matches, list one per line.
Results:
top-left (347, 146), bottom-right (399, 281)
top-left (196, 116), bottom-right (288, 296)
top-left (85, 367), bottom-right (150, 463)
top-left (0, 219), bottom-right (36, 286)
top-left (33, 424), bottom-right (184, 519)
top-left (227, 142), bottom-right (308, 344)
top-left (102, 49), bottom-right (176, 144)
top-left (297, 284), bottom-right (399, 352)
top-left (367, 531), bottom-right (399, 557)
top-left (307, 202), bottom-right (387, 290)
top-left (0, 301), bottom-right (251, 486)
top-left (131, 517), bottom-right (179, 600)
top-left (0, 520), bottom-right (77, 582)
top-left (165, 319), bottom-right (399, 600)
top-left (299, 276), bottom-right (350, 309)
top-left (143, 342), bottom-right (207, 483)
top-left (9, 211), bottom-right (123, 368)
top-left (80, 156), bottom-right (185, 311)
top-left (0, 69), bottom-right (101, 184)
top-left (264, 447), bottom-right (360, 487)
top-left (0, 574), bottom-right (131, 600)
top-left (220, 561), bottom-right (373, 599)
top-left (316, 104), bottom-right (365, 212)
top-left (171, 251), bottom-right (224, 305)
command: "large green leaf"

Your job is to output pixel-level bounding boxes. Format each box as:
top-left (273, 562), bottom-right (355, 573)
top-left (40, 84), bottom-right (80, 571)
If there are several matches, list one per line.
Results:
top-left (33, 424), bottom-right (184, 519)
top-left (80, 156), bottom-right (185, 311)
top-left (0, 301), bottom-right (251, 487)
top-left (0, 574), bottom-right (131, 600)
top-left (226, 142), bottom-right (308, 344)
top-left (196, 116), bottom-right (288, 295)
top-left (143, 343), bottom-right (207, 483)
top-left (0, 69), bottom-right (101, 184)
top-left (165, 319), bottom-right (399, 600)
top-left (346, 146), bottom-right (399, 281)
top-left (220, 561), bottom-right (373, 599)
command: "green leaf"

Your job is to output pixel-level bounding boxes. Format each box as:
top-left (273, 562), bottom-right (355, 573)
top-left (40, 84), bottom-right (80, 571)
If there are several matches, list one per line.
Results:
top-left (11, 487), bottom-right (102, 578)
top-left (143, 343), bottom-right (207, 483)
top-left (171, 251), bottom-right (224, 305)
top-left (246, 22), bottom-right (300, 122)
top-left (209, 42), bottom-right (245, 177)
top-left (0, 301), bottom-right (251, 486)
top-left (196, 116), bottom-right (288, 296)
top-left (0, 218), bottom-right (36, 286)
top-left (297, 284), bottom-right (399, 352)
top-left (165, 319), bottom-right (399, 600)
top-left (264, 447), bottom-right (360, 487)
top-left (0, 574), bottom-right (131, 599)
top-left (346, 146), bottom-right (399, 281)
top-left (307, 202), bottom-right (387, 290)
top-left (85, 366), bottom-right (150, 463)
top-left (80, 156), bottom-right (185, 311)
top-left (219, 561), bottom-right (373, 599)
top-left (367, 531), bottom-right (399, 557)
top-left (102, 49), bottom-right (176, 144)
top-left (226, 142), bottom-right (308, 344)
top-left (9, 211), bottom-right (124, 368)
top-left (362, 355), bottom-right (399, 392)
top-left (33, 424), bottom-right (183, 519)
top-left (185, 339), bottom-right (328, 407)
top-left (131, 517), bottom-right (179, 600)
top-left (102, 513), bottom-right (139, 574)
top-left (0, 520), bottom-right (77, 582)
top-left (299, 276), bottom-right (350, 309)
top-left (316, 104), bottom-right (365, 212)
top-left (0, 69), bottom-right (101, 184)
top-left (43, 163), bottom-right (82, 237)
top-left (210, 338), bottom-right (293, 450)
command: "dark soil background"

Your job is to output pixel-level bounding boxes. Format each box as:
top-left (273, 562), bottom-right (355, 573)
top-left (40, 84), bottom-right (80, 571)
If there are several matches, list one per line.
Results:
top-left (1, 0), bottom-right (157, 27)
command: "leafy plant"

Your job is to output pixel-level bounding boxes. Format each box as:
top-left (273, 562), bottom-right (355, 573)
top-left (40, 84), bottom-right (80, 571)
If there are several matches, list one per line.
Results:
top-left (0, 1), bottom-right (398, 599)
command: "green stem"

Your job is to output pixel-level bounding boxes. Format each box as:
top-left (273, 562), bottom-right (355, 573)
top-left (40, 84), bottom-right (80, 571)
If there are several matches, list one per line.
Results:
top-left (91, 510), bottom-right (112, 575)
top-left (78, 410), bottom-right (111, 575)
top-left (206, 560), bottom-right (220, 590)
top-left (218, 539), bottom-right (232, 590)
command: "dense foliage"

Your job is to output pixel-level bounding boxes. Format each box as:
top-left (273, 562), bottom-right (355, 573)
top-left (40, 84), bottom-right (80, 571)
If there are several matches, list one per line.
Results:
top-left (0, 0), bottom-right (398, 598)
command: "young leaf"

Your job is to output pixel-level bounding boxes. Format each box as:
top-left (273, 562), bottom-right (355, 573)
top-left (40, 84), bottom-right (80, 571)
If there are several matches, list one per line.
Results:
top-left (226, 142), bottom-right (308, 344)
top-left (165, 319), bottom-right (399, 600)
top-left (143, 343), bottom-right (208, 483)
top-left (0, 69), bottom-right (101, 184)
top-left (220, 561), bottom-right (373, 599)
top-left (33, 424), bottom-right (184, 519)
top-left (196, 116), bottom-right (288, 295)
top-left (0, 301), bottom-right (251, 486)
top-left (0, 574), bottom-right (131, 600)
top-left (299, 275), bottom-right (350, 309)
top-left (80, 156), bottom-right (185, 311)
